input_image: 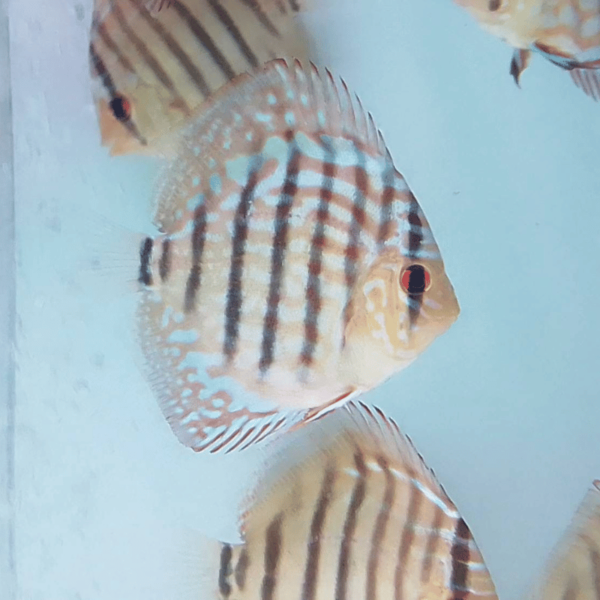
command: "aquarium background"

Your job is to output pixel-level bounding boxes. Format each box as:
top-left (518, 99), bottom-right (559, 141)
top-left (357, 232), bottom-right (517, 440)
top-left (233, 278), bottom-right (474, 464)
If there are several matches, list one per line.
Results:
top-left (2, 0), bottom-right (600, 598)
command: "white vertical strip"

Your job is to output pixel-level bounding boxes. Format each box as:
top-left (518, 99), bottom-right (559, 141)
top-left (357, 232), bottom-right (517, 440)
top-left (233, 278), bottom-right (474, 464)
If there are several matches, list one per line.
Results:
top-left (0, 0), bottom-right (15, 598)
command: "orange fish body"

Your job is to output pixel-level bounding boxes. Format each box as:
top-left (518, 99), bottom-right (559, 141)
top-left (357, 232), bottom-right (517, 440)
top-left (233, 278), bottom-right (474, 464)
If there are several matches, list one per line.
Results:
top-left (454, 0), bottom-right (600, 100)
top-left (133, 59), bottom-right (460, 454)
top-left (89, 0), bottom-right (312, 156)
top-left (152, 402), bottom-right (498, 600)
top-left (225, 402), bottom-right (498, 600)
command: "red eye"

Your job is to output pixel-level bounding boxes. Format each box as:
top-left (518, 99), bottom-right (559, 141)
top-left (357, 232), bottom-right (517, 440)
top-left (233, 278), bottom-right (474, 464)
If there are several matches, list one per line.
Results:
top-left (109, 95), bottom-right (131, 122)
top-left (400, 265), bottom-right (431, 294)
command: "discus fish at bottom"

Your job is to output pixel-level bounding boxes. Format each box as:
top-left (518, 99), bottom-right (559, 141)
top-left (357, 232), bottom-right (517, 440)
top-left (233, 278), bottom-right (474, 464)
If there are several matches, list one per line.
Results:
top-left (109, 59), bottom-right (459, 454)
top-left (145, 401), bottom-right (497, 600)
top-left (526, 479), bottom-right (600, 600)
top-left (453, 0), bottom-right (600, 101)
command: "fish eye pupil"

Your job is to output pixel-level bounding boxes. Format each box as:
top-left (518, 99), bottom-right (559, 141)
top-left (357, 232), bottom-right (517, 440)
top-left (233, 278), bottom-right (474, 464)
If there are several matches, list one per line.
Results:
top-left (488, 0), bottom-right (501, 10)
top-left (109, 95), bottom-right (131, 122)
top-left (400, 265), bottom-right (431, 294)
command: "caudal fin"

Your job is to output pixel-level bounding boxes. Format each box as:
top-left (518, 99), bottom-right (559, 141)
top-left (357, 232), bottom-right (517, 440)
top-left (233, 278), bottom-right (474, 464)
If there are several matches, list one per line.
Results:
top-left (97, 522), bottom-right (229, 600)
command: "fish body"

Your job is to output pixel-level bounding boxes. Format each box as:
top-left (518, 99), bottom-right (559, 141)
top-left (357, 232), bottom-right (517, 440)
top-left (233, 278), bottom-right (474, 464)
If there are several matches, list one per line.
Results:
top-left (89, 0), bottom-right (311, 155)
top-left (526, 479), bottom-right (600, 600)
top-left (180, 401), bottom-right (498, 600)
top-left (453, 0), bottom-right (600, 100)
top-left (135, 59), bottom-right (459, 453)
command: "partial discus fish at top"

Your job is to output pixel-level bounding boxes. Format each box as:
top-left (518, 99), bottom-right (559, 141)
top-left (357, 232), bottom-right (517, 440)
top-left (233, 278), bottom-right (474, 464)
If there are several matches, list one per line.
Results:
top-left (158, 401), bottom-right (497, 600)
top-left (134, 58), bottom-right (460, 454)
top-left (89, 0), bottom-right (312, 155)
top-left (526, 479), bottom-right (600, 600)
top-left (453, 0), bottom-right (600, 101)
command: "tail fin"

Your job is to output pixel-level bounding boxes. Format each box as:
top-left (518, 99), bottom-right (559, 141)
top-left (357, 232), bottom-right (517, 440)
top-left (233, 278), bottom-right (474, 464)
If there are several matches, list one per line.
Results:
top-left (97, 522), bottom-right (227, 600)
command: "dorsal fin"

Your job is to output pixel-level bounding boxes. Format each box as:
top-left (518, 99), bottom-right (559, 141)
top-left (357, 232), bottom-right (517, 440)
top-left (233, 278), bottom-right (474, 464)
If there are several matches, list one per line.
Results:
top-left (236, 400), bottom-right (497, 600)
top-left (152, 58), bottom-right (390, 231)
top-left (240, 399), bottom-right (454, 530)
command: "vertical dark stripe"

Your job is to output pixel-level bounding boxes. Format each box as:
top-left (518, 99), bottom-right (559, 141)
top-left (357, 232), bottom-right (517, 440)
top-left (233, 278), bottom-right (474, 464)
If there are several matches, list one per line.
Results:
top-left (235, 548), bottom-right (249, 589)
top-left (207, 0), bottom-right (259, 68)
top-left (159, 238), bottom-right (171, 281)
top-left (420, 505), bottom-right (443, 583)
top-left (562, 577), bottom-right (579, 600)
top-left (289, 0), bottom-right (301, 11)
top-left (335, 451), bottom-right (367, 600)
top-left (90, 35), bottom-right (148, 146)
top-left (394, 479), bottom-right (422, 600)
top-left (138, 237), bottom-right (154, 286)
top-left (110, 1), bottom-right (189, 108)
top-left (259, 145), bottom-right (300, 374)
top-left (450, 518), bottom-right (471, 596)
top-left (366, 458), bottom-right (396, 600)
top-left (342, 157), bottom-right (368, 328)
top-left (184, 205), bottom-right (207, 312)
top-left (261, 514), bottom-right (283, 600)
top-left (170, 0), bottom-right (237, 80)
top-left (406, 192), bottom-right (423, 258)
top-left (274, 0), bottom-right (287, 13)
top-left (239, 0), bottom-right (281, 37)
top-left (223, 164), bottom-right (261, 359)
top-left (89, 44), bottom-right (118, 97)
top-left (218, 544), bottom-right (233, 597)
top-left (406, 192), bottom-right (424, 327)
top-left (95, 23), bottom-right (136, 74)
top-left (302, 468), bottom-right (336, 600)
top-left (300, 142), bottom-right (335, 368)
top-left (589, 545), bottom-right (600, 600)
top-left (376, 162), bottom-right (395, 246)
top-left (126, 0), bottom-right (212, 95)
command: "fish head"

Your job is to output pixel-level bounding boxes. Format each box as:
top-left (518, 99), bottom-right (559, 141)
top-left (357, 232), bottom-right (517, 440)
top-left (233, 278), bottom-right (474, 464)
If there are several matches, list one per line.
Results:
top-left (453, 0), bottom-right (520, 37)
top-left (454, 0), bottom-right (508, 20)
top-left (342, 199), bottom-right (459, 389)
top-left (93, 77), bottom-right (189, 156)
top-left (453, 0), bottom-right (535, 44)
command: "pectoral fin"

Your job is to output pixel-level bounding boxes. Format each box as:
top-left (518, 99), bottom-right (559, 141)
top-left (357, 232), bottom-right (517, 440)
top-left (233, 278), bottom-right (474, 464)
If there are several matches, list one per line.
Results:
top-left (510, 49), bottom-right (532, 87)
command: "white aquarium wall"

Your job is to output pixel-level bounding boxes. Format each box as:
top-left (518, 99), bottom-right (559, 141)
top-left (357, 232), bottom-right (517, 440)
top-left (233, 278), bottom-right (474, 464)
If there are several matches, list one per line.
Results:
top-left (0, 0), bottom-right (15, 597)
top-left (6, 0), bottom-right (600, 599)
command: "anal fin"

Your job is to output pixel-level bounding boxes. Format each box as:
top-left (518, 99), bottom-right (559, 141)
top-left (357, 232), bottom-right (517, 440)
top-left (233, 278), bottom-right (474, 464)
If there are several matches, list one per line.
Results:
top-left (570, 68), bottom-right (600, 102)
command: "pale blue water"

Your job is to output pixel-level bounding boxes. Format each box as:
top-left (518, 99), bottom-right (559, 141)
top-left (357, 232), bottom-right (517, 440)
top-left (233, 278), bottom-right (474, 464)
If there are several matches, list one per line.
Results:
top-left (2, 0), bottom-right (600, 599)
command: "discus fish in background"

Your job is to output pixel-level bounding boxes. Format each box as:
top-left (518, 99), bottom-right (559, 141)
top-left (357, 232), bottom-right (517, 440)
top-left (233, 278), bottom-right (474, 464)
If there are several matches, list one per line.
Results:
top-left (453, 0), bottom-right (600, 101)
top-left (526, 479), bottom-right (600, 600)
top-left (129, 58), bottom-right (460, 454)
top-left (89, 0), bottom-right (312, 156)
top-left (149, 401), bottom-right (497, 600)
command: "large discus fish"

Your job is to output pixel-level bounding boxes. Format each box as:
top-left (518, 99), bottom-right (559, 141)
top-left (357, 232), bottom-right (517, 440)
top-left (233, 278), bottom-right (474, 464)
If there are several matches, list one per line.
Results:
top-left (133, 59), bottom-right (459, 453)
top-left (150, 401), bottom-right (497, 600)
top-left (453, 0), bottom-right (600, 101)
top-left (527, 479), bottom-right (600, 600)
top-left (89, 0), bottom-right (312, 155)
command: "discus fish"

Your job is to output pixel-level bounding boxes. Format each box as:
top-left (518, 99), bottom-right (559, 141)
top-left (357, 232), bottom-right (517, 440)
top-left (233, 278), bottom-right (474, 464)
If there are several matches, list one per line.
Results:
top-left (453, 0), bottom-right (600, 101)
top-left (527, 479), bottom-right (600, 600)
top-left (154, 401), bottom-right (497, 600)
top-left (89, 0), bottom-right (312, 155)
top-left (128, 58), bottom-right (459, 454)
